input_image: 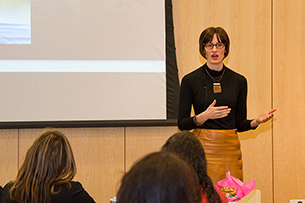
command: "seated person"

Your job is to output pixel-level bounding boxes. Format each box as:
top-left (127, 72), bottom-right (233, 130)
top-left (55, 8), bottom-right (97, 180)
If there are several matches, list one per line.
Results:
top-left (116, 151), bottom-right (201, 203)
top-left (1, 129), bottom-right (95, 203)
top-left (162, 131), bottom-right (228, 203)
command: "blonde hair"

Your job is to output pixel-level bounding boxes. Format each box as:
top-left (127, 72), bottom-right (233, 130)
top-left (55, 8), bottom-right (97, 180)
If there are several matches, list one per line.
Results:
top-left (10, 129), bottom-right (76, 203)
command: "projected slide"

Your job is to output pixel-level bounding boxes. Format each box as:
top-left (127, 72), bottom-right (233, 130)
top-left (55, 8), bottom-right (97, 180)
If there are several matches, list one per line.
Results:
top-left (0, 0), bottom-right (167, 123)
top-left (0, 0), bottom-right (31, 44)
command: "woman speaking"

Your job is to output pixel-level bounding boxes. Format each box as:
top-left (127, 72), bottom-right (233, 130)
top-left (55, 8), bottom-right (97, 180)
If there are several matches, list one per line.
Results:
top-left (178, 26), bottom-right (276, 184)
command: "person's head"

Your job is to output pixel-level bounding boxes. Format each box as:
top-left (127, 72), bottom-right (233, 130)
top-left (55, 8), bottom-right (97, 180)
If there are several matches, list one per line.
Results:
top-left (199, 27), bottom-right (230, 62)
top-left (162, 131), bottom-right (207, 180)
top-left (116, 151), bottom-right (201, 203)
top-left (162, 131), bottom-right (222, 203)
top-left (10, 129), bottom-right (76, 203)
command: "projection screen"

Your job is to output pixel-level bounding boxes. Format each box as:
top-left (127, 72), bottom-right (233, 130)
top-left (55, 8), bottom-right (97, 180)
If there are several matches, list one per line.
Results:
top-left (0, 0), bottom-right (179, 128)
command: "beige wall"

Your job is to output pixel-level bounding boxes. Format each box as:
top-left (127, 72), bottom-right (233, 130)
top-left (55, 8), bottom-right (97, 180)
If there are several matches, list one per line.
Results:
top-left (173, 1), bottom-right (273, 202)
top-left (172, 0), bottom-right (305, 202)
top-left (273, 0), bottom-right (305, 202)
top-left (1, 1), bottom-right (305, 203)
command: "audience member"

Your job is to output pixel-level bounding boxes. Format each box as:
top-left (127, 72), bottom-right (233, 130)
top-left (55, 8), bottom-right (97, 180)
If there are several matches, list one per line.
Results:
top-left (1, 129), bottom-right (95, 203)
top-left (162, 131), bottom-right (228, 203)
top-left (116, 151), bottom-right (201, 203)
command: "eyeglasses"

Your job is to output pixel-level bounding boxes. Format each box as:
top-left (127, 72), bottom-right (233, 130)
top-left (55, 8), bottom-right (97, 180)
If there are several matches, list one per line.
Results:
top-left (204, 42), bottom-right (225, 50)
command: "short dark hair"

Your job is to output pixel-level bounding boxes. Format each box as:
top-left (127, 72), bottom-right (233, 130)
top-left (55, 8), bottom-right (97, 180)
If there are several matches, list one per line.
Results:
top-left (116, 151), bottom-right (201, 203)
top-left (199, 27), bottom-right (230, 59)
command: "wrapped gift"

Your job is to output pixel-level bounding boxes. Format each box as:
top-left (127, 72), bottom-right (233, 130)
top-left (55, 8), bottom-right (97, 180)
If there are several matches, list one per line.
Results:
top-left (216, 171), bottom-right (256, 202)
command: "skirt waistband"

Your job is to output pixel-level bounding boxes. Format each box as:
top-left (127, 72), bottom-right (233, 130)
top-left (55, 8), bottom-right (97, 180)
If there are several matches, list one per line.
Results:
top-left (193, 128), bottom-right (237, 135)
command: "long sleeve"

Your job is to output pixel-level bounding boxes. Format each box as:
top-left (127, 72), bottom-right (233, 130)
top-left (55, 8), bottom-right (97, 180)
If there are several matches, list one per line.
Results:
top-left (234, 74), bottom-right (255, 132)
top-left (178, 76), bottom-right (198, 131)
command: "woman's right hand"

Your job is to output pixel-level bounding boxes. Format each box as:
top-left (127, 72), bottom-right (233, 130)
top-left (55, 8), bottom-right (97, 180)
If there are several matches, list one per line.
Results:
top-left (195, 100), bottom-right (231, 125)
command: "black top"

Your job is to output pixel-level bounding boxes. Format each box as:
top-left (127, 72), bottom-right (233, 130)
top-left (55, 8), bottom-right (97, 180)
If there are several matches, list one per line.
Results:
top-left (1, 181), bottom-right (95, 203)
top-left (178, 63), bottom-right (255, 132)
top-left (0, 185), bottom-right (3, 201)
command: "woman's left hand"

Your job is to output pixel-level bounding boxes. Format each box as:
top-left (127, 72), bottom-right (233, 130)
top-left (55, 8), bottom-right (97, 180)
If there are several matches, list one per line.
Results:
top-left (251, 108), bottom-right (277, 128)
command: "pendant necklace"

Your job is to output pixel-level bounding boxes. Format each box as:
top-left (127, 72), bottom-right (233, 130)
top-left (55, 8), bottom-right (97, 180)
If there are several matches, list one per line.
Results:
top-left (204, 66), bottom-right (226, 93)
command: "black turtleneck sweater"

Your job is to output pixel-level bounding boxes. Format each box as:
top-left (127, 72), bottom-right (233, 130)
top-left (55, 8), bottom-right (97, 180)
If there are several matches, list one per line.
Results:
top-left (178, 63), bottom-right (255, 132)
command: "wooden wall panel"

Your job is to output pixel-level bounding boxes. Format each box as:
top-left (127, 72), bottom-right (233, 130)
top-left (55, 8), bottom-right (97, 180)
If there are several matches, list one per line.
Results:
top-left (125, 126), bottom-right (178, 171)
top-left (18, 128), bottom-right (124, 203)
top-left (4, 1), bottom-right (305, 203)
top-left (172, 1), bottom-right (273, 202)
top-left (0, 129), bottom-right (18, 187)
top-left (273, 0), bottom-right (305, 202)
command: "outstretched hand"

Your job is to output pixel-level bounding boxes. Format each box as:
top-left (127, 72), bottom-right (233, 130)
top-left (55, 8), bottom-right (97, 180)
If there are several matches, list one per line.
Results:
top-left (251, 108), bottom-right (277, 127)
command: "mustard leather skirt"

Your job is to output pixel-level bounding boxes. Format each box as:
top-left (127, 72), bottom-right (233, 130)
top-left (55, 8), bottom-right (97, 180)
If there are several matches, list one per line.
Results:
top-left (192, 128), bottom-right (243, 184)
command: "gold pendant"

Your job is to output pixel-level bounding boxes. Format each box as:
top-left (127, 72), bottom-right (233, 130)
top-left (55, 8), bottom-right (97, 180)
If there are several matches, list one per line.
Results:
top-left (213, 83), bottom-right (222, 93)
